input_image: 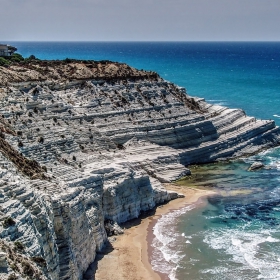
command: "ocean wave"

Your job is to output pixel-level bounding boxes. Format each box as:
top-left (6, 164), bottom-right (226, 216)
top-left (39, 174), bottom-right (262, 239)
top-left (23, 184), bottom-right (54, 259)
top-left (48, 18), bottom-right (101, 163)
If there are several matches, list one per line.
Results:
top-left (151, 204), bottom-right (196, 280)
top-left (203, 227), bottom-right (280, 279)
top-left (206, 99), bottom-right (228, 106)
top-left (246, 147), bottom-right (280, 170)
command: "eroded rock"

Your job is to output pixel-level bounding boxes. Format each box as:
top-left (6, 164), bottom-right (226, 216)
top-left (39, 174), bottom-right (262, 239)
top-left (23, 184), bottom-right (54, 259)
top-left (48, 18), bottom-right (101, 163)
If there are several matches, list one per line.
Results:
top-left (0, 61), bottom-right (279, 279)
top-left (248, 161), bottom-right (265, 171)
top-left (104, 220), bottom-right (124, 236)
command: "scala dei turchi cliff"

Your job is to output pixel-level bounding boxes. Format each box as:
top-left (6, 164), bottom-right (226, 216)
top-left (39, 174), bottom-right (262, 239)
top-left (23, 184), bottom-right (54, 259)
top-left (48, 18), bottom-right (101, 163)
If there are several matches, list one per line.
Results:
top-left (0, 59), bottom-right (279, 280)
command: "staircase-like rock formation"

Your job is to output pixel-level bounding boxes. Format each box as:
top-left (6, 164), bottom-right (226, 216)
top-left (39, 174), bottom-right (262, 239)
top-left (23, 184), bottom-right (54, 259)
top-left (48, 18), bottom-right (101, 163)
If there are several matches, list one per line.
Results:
top-left (0, 60), bottom-right (279, 279)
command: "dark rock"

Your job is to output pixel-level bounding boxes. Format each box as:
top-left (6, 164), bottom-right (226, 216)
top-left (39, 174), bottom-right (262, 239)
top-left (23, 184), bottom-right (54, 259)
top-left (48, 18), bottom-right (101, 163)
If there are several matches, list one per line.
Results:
top-left (104, 220), bottom-right (124, 236)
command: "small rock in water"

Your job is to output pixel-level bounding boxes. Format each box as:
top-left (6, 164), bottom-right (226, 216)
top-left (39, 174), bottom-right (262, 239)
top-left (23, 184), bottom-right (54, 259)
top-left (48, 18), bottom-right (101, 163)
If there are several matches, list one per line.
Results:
top-left (248, 162), bottom-right (265, 171)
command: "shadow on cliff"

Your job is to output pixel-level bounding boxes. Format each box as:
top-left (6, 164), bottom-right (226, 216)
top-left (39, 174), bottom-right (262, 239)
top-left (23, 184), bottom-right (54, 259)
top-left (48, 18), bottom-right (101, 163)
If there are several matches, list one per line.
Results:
top-left (83, 208), bottom-right (157, 279)
top-left (122, 207), bottom-right (157, 229)
top-left (83, 242), bottom-right (114, 280)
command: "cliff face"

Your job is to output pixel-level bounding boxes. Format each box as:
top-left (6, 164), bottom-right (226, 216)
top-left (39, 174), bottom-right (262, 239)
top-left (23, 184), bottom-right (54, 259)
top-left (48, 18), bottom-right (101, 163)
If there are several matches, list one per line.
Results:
top-left (0, 61), bottom-right (279, 279)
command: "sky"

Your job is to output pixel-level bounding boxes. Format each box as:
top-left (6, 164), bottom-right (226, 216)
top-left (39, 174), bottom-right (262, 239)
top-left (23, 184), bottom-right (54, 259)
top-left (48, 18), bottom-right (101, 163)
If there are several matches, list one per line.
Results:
top-left (1, 0), bottom-right (280, 41)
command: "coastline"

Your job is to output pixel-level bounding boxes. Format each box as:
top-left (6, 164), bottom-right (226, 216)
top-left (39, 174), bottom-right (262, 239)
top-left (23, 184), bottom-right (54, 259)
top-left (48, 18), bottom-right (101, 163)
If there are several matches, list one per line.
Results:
top-left (1, 53), bottom-right (279, 280)
top-left (93, 185), bottom-right (216, 280)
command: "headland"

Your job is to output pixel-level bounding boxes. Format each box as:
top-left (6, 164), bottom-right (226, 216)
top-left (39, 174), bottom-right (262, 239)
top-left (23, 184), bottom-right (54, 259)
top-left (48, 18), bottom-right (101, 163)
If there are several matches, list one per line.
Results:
top-left (0, 59), bottom-right (279, 280)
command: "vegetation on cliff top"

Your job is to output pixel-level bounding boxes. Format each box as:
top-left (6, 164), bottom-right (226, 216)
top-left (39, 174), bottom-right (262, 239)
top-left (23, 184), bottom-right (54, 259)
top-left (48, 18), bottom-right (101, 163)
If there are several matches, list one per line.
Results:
top-left (0, 57), bottom-right (159, 86)
top-left (0, 53), bottom-right (38, 66)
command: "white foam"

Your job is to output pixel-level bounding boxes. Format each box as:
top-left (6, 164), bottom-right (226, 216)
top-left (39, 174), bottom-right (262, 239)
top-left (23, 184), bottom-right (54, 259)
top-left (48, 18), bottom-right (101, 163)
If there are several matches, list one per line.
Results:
top-left (169, 266), bottom-right (179, 280)
top-left (266, 236), bottom-right (278, 243)
top-left (201, 266), bottom-right (229, 275)
top-left (207, 100), bottom-right (228, 106)
top-left (248, 147), bottom-right (280, 171)
top-left (231, 237), bottom-right (242, 247)
top-left (203, 227), bottom-right (280, 279)
top-left (151, 204), bottom-right (196, 279)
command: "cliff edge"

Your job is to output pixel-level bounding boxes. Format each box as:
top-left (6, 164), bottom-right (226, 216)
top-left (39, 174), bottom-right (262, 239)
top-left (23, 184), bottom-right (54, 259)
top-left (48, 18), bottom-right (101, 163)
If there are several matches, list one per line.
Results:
top-left (0, 60), bottom-right (279, 280)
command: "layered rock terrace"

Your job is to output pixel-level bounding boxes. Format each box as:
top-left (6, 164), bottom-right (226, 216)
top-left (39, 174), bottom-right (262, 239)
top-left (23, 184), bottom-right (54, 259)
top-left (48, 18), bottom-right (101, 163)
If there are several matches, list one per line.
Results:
top-left (0, 60), bottom-right (279, 279)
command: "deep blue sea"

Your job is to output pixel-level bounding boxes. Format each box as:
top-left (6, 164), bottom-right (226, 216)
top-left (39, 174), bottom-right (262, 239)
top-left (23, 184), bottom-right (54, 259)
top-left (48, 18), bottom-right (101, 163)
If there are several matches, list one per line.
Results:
top-left (6, 42), bottom-right (280, 279)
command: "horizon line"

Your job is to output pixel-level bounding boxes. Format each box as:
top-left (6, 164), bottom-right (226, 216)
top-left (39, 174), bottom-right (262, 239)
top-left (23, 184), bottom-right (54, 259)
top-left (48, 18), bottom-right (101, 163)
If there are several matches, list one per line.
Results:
top-left (2, 40), bottom-right (280, 43)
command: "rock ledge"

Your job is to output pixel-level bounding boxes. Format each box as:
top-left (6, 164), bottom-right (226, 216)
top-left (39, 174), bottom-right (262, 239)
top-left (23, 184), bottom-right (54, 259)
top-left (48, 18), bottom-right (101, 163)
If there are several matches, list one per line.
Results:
top-left (0, 60), bottom-right (279, 279)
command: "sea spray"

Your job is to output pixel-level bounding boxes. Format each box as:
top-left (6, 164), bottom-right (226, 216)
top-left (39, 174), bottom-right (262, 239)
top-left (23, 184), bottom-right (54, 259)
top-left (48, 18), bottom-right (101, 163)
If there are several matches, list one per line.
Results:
top-left (151, 204), bottom-right (197, 280)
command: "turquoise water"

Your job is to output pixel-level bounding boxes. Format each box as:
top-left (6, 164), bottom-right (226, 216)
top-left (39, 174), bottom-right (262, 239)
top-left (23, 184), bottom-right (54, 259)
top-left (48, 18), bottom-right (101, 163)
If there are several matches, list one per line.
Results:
top-left (152, 149), bottom-right (280, 279)
top-left (7, 41), bottom-right (280, 125)
top-left (6, 42), bottom-right (280, 279)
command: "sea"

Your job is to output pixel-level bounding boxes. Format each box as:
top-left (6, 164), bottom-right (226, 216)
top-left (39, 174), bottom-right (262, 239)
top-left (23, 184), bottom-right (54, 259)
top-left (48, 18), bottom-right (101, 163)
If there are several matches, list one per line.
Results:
top-left (6, 42), bottom-right (280, 279)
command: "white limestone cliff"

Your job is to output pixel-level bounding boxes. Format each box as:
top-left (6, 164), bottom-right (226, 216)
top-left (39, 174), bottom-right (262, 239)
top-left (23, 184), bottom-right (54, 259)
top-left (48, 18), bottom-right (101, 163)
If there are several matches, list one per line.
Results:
top-left (0, 61), bottom-right (279, 279)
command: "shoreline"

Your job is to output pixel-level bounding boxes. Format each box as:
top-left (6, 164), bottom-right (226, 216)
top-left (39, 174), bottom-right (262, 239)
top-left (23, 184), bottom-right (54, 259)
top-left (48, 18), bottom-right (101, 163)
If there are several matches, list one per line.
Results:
top-left (93, 184), bottom-right (216, 280)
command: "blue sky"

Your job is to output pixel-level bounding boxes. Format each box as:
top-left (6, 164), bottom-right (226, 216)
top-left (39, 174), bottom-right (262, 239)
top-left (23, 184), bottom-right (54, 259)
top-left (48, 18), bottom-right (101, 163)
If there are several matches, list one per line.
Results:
top-left (1, 0), bottom-right (280, 41)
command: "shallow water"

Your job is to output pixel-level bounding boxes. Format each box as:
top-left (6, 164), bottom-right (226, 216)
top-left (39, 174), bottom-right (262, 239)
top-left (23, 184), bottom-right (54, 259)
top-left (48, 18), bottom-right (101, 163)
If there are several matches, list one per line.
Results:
top-left (151, 148), bottom-right (280, 279)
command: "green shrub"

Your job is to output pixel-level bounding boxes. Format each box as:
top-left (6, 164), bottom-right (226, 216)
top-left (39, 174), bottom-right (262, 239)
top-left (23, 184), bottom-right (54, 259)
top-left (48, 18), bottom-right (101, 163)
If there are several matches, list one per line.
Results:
top-left (14, 241), bottom-right (24, 251)
top-left (117, 143), bottom-right (124, 150)
top-left (64, 58), bottom-right (72, 63)
top-left (8, 273), bottom-right (18, 280)
top-left (31, 256), bottom-right (46, 266)
top-left (25, 54), bottom-right (37, 61)
top-left (38, 136), bottom-right (44, 144)
top-left (3, 217), bottom-right (16, 228)
top-left (22, 260), bottom-right (34, 276)
top-left (10, 53), bottom-right (24, 63)
top-left (0, 57), bottom-right (9, 66)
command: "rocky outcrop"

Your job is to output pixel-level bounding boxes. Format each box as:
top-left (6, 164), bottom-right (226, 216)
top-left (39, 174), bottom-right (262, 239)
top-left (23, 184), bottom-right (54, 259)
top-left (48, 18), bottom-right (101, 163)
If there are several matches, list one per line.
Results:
top-left (0, 61), bottom-right (279, 279)
top-left (0, 60), bottom-right (158, 86)
top-left (248, 161), bottom-right (265, 171)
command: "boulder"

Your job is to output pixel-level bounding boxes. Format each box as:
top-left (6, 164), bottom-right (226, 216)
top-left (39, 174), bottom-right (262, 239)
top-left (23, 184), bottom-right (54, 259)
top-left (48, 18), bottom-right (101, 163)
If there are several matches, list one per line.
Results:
top-left (248, 162), bottom-right (265, 171)
top-left (104, 220), bottom-right (124, 236)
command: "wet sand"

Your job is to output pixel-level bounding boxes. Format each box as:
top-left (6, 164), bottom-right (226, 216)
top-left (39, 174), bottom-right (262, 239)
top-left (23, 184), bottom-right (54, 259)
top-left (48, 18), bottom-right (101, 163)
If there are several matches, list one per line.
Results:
top-left (93, 184), bottom-right (216, 280)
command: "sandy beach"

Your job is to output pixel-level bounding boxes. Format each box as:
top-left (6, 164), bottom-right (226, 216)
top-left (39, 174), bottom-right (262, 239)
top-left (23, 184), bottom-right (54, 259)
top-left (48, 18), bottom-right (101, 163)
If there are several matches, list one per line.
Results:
top-left (93, 185), bottom-right (216, 280)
